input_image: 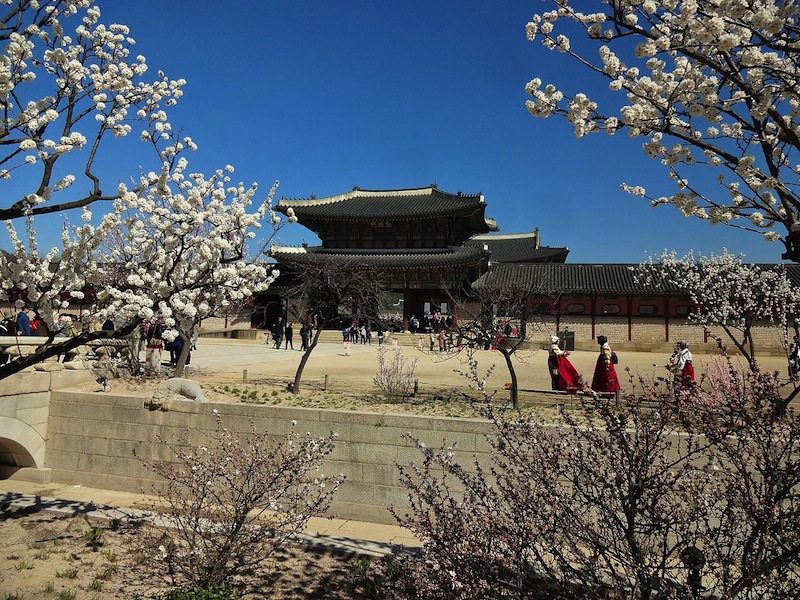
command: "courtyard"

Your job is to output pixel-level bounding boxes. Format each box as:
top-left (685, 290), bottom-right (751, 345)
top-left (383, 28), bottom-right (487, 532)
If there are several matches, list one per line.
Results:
top-left (149, 337), bottom-right (793, 403)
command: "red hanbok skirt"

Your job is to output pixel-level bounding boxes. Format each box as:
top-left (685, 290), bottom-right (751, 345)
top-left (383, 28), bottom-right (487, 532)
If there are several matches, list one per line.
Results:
top-left (680, 362), bottom-right (695, 386)
top-left (557, 355), bottom-right (581, 391)
top-left (591, 355), bottom-right (621, 394)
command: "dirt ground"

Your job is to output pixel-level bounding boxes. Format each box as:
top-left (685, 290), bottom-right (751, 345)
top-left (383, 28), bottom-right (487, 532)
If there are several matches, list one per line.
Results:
top-left (77, 339), bottom-right (796, 414)
top-left (0, 510), bottom-right (380, 599)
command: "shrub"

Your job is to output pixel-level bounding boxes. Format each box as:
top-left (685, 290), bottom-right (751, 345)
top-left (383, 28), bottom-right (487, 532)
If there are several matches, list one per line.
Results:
top-left (14, 559), bottom-right (33, 571)
top-left (134, 413), bottom-right (343, 595)
top-left (389, 356), bottom-right (800, 599)
top-left (99, 564), bottom-right (118, 580)
top-left (164, 583), bottom-right (232, 600)
top-left (83, 526), bottom-right (105, 549)
top-left (373, 345), bottom-right (418, 401)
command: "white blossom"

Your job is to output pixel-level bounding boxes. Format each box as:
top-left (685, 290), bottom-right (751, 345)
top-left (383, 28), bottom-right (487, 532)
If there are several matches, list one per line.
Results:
top-left (525, 0), bottom-right (800, 259)
top-left (0, 2), bottom-right (286, 372)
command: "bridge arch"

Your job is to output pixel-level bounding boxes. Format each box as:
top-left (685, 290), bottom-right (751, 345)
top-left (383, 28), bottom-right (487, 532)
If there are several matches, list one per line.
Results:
top-left (0, 416), bottom-right (45, 469)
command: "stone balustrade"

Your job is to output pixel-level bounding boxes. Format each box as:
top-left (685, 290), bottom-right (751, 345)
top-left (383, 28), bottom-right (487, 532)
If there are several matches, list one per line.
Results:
top-left (0, 336), bottom-right (128, 363)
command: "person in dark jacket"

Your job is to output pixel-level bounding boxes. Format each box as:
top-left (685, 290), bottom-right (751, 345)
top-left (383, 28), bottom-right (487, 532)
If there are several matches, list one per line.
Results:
top-left (284, 322), bottom-right (294, 350)
top-left (16, 306), bottom-right (31, 336)
top-left (299, 323), bottom-right (308, 352)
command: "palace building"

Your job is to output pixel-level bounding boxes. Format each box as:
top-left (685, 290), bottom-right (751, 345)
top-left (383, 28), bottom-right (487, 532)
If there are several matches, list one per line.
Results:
top-left (249, 184), bottom-right (797, 353)
top-left (268, 186), bottom-right (568, 327)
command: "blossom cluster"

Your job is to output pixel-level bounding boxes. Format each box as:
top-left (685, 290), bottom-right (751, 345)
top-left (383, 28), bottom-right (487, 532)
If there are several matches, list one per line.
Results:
top-left (525, 1), bottom-right (800, 255)
top-left (0, 2), bottom-right (287, 352)
top-left (637, 250), bottom-right (800, 364)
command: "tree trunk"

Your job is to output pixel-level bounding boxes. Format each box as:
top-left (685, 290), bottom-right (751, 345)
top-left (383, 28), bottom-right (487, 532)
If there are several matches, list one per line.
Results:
top-left (499, 348), bottom-right (519, 409)
top-left (126, 325), bottom-right (142, 376)
top-left (292, 324), bottom-right (324, 394)
top-left (0, 319), bottom-right (141, 380)
top-left (173, 331), bottom-right (191, 378)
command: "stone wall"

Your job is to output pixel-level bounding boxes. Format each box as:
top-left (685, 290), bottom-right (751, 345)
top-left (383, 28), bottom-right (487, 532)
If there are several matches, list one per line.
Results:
top-left (528, 316), bottom-right (789, 354)
top-left (200, 308), bottom-right (254, 333)
top-left (0, 370), bottom-right (93, 482)
top-left (46, 392), bottom-right (492, 525)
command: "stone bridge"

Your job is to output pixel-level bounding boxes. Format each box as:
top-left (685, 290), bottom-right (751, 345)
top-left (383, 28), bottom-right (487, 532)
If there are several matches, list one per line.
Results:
top-left (0, 370), bottom-right (94, 483)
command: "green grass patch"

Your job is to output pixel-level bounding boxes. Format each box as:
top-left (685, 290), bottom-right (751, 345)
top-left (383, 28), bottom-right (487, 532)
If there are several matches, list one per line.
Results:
top-left (55, 566), bottom-right (79, 579)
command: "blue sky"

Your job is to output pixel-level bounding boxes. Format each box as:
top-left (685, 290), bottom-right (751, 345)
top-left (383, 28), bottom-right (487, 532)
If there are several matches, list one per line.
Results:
top-left (8, 1), bottom-right (787, 263)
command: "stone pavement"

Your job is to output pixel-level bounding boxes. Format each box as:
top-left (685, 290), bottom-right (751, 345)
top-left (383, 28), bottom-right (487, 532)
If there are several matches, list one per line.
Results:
top-left (0, 479), bottom-right (420, 557)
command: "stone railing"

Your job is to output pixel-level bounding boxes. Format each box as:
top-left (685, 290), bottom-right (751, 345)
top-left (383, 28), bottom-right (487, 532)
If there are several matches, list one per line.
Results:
top-left (0, 336), bottom-right (129, 364)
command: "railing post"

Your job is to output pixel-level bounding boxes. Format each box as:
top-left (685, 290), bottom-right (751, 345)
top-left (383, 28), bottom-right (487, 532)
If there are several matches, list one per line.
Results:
top-left (242, 369), bottom-right (248, 383)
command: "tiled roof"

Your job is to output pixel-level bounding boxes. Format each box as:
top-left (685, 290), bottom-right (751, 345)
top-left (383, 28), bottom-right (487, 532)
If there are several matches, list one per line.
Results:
top-left (466, 232), bottom-right (568, 263)
top-left (474, 263), bottom-right (800, 294)
top-left (271, 244), bottom-right (490, 270)
top-left (276, 186), bottom-right (496, 226)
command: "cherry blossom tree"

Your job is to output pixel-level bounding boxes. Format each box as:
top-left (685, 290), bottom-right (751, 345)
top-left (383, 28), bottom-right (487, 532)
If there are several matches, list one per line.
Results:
top-left (688, 360), bottom-right (800, 597)
top-left (639, 250), bottom-right (800, 363)
top-left (134, 413), bottom-right (343, 595)
top-left (525, 1), bottom-right (800, 261)
top-left (390, 389), bottom-right (711, 599)
top-left (446, 278), bottom-right (554, 408)
top-left (0, 1), bottom-right (293, 379)
top-left (637, 250), bottom-right (800, 409)
top-left (387, 363), bottom-right (800, 599)
top-left (279, 258), bottom-right (385, 394)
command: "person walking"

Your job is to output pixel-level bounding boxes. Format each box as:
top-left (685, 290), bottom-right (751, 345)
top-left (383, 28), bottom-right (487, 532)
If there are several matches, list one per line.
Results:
top-left (299, 322), bottom-right (308, 352)
top-left (16, 305), bottom-right (31, 336)
top-left (591, 335), bottom-right (621, 397)
top-left (674, 340), bottom-right (695, 389)
top-left (547, 335), bottom-right (581, 392)
top-left (145, 318), bottom-right (165, 375)
top-left (284, 322), bottom-right (294, 350)
top-left (190, 322), bottom-right (200, 351)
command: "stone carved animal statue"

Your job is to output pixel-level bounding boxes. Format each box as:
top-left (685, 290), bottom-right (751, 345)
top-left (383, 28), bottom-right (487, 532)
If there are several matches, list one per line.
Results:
top-left (145, 377), bottom-right (206, 410)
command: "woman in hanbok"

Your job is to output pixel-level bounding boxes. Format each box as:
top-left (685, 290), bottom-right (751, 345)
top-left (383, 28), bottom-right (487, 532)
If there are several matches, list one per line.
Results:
top-left (548, 335), bottom-right (581, 391)
top-left (674, 340), bottom-right (695, 389)
top-left (591, 335), bottom-right (621, 396)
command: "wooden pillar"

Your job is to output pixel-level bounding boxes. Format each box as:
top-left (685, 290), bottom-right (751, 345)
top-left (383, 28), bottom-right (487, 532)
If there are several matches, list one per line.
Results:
top-left (664, 294), bottom-right (670, 342)
top-left (403, 287), bottom-right (411, 331)
top-left (555, 297), bottom-right (561, 334)
top-left (590, 293), bottom-right (596, 341)
top-left (627, 294), bottom-right (633, 341)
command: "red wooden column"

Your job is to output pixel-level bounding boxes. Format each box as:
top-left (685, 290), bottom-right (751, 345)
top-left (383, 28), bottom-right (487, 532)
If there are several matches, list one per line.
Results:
top-left (627, 294), bottom-right (633, 341)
